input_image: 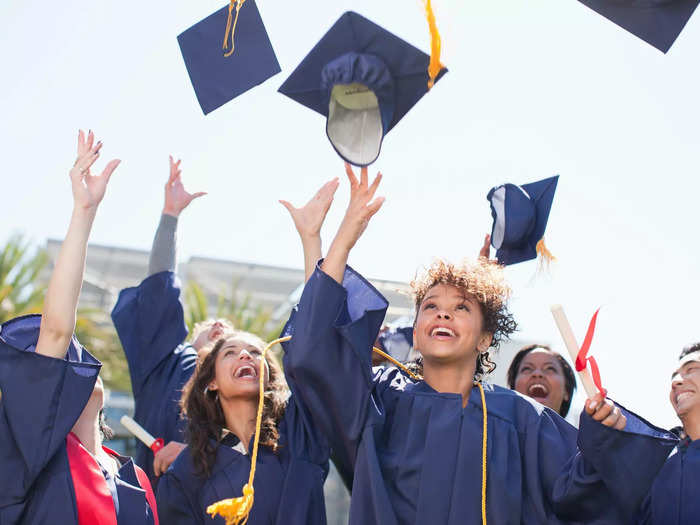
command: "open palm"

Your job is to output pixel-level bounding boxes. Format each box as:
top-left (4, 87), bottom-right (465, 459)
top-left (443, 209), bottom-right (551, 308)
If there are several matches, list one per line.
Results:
top-left (163, 156), bottom-right (206, 217)
top-left (70, 130), bottom-right (120, 210)
top-left (280, 178), bottom-right (339, 239)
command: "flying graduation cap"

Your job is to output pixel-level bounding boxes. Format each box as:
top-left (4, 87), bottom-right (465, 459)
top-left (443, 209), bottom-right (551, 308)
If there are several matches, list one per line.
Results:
top-left (177, 0), bottom-right (281, 115)
top-left (487, 176), bottom-right (559, 266)
top-left (576, 0), bottom-right (700, 53)
top-left (278, 11), bottom-right (447, 167)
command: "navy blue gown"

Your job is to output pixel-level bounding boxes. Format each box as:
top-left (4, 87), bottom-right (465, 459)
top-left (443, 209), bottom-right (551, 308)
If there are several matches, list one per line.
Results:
top-left (636, 437), bottom-right (700, 524)
top-left (156, 385), bottom-right (330, 524)
top-left (282, 265), bottom-right (679, 525)
top-left (111, 271), bottom-right (193, 486)
top-left (0, 315), bottom-right (157, 525)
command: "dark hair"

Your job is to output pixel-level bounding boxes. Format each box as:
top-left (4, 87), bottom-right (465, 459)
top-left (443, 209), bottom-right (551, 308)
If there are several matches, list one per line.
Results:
top-left (679, 343), bottom-right (700, 361)
top-left (506, 344), bottom-right (576, 417)
top-left (180, 333), bottom-right (288, 478)
top-left (99, 409), bottom-right (114, 441)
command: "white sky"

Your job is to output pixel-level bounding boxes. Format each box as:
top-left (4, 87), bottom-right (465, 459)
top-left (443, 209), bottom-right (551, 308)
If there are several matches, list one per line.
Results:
top-left (1, 0), bottom-right (699, 430)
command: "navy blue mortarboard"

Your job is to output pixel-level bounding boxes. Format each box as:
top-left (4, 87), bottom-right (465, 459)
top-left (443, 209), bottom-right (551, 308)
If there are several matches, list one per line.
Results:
top-left (487, 176), bottom-right (559, 266)
top-left (278, 11), bottom-right (447, 167)
top-left (577, 0), bottom-right (699, 53)
top-left (377, 324), bottom-right (415, 362)
top-left (177, 0), bottom-right (281, 115)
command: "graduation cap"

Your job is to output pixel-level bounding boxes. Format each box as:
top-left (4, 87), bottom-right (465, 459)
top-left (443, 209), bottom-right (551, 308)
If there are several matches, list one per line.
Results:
top-left (278, 11), bottom-right (447, 167)
top-left (576, 0), bottom-right (700, 53)
top-left (177, 0), bottom-right (281, 115)
top-left (486, 176), bottom-right (559, 266)
top-left (377, 324), bottom-right (415, 362)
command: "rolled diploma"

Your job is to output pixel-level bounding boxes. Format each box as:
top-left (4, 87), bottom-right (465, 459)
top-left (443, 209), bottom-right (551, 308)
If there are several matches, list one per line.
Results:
top-left (120, 415), bottom-right (161, 450)
top-left (550, 304), bottom-right (597, 399)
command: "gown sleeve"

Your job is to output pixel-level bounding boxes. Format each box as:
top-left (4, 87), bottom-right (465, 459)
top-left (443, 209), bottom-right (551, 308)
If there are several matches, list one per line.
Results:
top-left (525, 401), bottom-right (677, 522)
top-left (110, 271), bottom-right (188, 395)
top-left (0, 314), bottom-right (101, 519)
top-left (156, 469), bottom-right (202, 525)
top-left (282, 263), bottom-right (389, 474)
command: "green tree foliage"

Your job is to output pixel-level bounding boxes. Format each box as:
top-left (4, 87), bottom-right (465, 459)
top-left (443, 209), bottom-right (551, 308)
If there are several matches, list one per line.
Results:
top-left (185, 280), bottom-right (286, 343)
top-left (0, 234), bottom-right (288, 394)
top-left (0, 234), bottom-right (48, 322)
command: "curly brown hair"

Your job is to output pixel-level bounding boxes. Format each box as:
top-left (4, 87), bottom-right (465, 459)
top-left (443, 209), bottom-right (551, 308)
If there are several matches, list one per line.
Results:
top-left (180, 331), bottom-right (288, 478)
top-left (409, 258), bottom-right (517, 380)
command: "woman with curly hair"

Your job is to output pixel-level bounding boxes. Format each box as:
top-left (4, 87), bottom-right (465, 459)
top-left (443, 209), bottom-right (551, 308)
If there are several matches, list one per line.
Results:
top-left (507, 344), bottom-right (577, 418)
top-left (155, 181), bottom-right (336, 524)
top-left (282, 163), bottom-right (678, 524)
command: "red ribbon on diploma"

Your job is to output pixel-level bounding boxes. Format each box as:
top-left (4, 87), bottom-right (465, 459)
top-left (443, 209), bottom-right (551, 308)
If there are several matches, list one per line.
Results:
top-left (151, 438), bottom-right (164, 454)
top-left (575, 309), bottom-right (607, 397)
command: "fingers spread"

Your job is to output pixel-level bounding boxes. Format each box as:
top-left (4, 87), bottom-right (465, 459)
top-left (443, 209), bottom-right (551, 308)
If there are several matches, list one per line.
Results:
top-left (366, 196), bottom-right (385, 217)
top-left (360, 166), bottom-right (368, 187)
top-left (279, 200), bottom-right (295, 213)
top-left (345, 162), bottom-right (358, 187)
top-left (368, 172), bottom-right (382, 199)
top-left (101, 159), bottom-right (122, 181)
top-left (77, 129), bottom-right (87, 157)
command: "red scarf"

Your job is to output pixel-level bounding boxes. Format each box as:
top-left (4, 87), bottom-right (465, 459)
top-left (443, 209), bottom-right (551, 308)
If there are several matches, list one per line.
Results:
top-left (66, 433), bottom-right (158, 525)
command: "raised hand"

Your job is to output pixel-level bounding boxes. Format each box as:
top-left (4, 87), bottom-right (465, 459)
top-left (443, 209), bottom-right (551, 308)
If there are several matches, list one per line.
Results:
top-left (585, 393), bottom-right (627, 430)
top-left (479, 234), bottom-right (491, 259)
top-left (70, 130), bottom-right (120, 211)
top-left (334, 163), bottom-right (385, 253)
top-left (321, 163), bottom-right (384, 284)
top-left (163, 156), bottom-right (207, 217)
top-left (279, 178), bottom-right (339, 241)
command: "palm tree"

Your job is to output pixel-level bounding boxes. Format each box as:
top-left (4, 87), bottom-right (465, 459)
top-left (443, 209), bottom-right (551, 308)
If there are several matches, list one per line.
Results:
top-left (184, 280), bottom-right (287, 352)
top-left (0, 234), bottom-right (48, 323)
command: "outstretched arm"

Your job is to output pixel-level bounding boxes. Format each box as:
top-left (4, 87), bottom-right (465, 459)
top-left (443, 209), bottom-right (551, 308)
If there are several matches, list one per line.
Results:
top-left (36, 130), bottom-right (120, 358)
top-left (321, 163), bottom-right (384, 284)
top-left (280, 177), bottom-right (339, 282)
top-left (148, 156), bottom-right (206, 276)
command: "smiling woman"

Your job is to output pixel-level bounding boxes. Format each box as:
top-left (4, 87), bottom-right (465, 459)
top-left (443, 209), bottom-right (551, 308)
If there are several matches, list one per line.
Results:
top-left (507, 344), bottom-right (577, 417)
top-left (155, 330), bottom-right (330, 525)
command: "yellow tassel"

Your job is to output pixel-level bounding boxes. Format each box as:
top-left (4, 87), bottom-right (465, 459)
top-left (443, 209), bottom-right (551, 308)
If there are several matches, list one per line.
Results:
top-left (207, 335), bottom-right (291, 525)
top-left (372, 346), bottom-right (420, 381)
top-left (223, 0), bottom-right (246, 57)
top-left (535, 238), bottom-right (556, 274)
top-left (423, 0), bottom-right (443, 89)
top-left (476, 381), bottom-right (488, 525)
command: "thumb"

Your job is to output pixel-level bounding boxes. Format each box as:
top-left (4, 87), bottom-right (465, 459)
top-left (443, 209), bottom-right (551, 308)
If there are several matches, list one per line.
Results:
top-left (279, 200), bottom-right (296, 214)
top-left (191, 192), bottom-right (207, 200)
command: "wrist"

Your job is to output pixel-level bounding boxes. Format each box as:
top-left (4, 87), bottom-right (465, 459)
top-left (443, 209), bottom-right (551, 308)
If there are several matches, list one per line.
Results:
top-left (162, 206), bottom-right (181, 218)
top-left (71, 205), bottom-right (98, 222)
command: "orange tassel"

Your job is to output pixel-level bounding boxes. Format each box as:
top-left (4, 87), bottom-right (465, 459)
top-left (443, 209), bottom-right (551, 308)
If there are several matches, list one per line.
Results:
top-left (423, 0), bottom-right (443, 89)
top-left (223, 0), bottom-right (246, 57)
top-left (536, 238), bottom-right (556, 272)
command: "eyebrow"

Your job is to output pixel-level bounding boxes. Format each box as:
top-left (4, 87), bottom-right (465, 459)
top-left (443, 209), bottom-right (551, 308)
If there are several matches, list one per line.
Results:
top-left (423, 294), bottom-right (476, 305)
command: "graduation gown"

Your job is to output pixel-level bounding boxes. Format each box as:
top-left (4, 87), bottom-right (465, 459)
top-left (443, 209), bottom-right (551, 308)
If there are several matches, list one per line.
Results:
top-left (0, 314), bottom-right (158, 525)
top-left (156, 389), bottom-right (330, 524)
top-left (282, 265), bottom-right (679, 525)
top-left (111, 271), bottom-right (193, 486)
top-left (636, 438), bottom-right (700, 524)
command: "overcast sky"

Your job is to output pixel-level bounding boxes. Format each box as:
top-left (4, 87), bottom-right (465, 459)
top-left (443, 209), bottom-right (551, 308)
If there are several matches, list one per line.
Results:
top-left (1, 0), bottom-right (699, 429)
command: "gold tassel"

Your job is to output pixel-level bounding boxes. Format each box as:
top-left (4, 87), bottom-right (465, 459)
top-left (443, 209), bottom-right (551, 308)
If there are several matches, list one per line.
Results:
top-left (535, 238), bottom-right (556, 274)
top-left (423, 0), bottom-right (443, 89)
top-left (223, 0), bottom-right (246, 57)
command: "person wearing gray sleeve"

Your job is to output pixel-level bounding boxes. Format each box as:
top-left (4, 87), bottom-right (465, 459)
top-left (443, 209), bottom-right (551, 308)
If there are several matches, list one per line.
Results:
top-left (111, 156), bottom-right (235, 487)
